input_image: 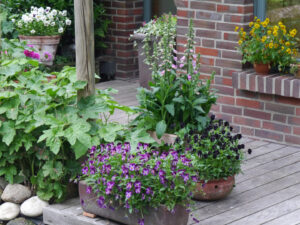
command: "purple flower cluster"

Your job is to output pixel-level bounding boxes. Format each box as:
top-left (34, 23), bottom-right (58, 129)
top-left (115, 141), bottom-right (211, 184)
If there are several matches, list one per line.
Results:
top-left (81, 142), bottom-right (198, 225)
top-left (24, 49), bottom-right (40, 60)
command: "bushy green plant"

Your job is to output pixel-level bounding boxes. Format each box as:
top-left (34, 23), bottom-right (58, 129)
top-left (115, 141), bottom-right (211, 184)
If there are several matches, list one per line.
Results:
top-left (0, 39), bottom-right (133, 202)
top-left (174, 115), bottom-right (252, 181)
top-left (133, 20), bottom-right (217, 138)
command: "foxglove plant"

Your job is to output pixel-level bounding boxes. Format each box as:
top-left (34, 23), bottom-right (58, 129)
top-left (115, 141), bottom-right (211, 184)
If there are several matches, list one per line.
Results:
top-left (81, 142), bottom-right (198, 224)
top-left (134, 19), bottom-right (217, 138)
top-left (174, 115), bottom-right (252, 181)
top-left (14, 6), bottom-right (71, 36)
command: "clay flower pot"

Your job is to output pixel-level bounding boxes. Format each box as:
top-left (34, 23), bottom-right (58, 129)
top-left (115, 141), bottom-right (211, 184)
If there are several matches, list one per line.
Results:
top-left (254, 63), bottom-right (270, 75)
top-left (79, 181), bottom-right (189, 225)
top-left (19, 35), bottom-right (61, 66)
top-left (193, 176), bottom-right (235, 201)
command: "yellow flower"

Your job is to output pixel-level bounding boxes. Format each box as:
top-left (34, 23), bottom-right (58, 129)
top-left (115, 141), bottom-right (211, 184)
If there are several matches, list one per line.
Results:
top-left (242, 32), bottom-right (246, 38)
top-left (265, 18), bottom-right (270, 24)
top-left (273, 30), bottom-right (278, 36)
top-left (286, 48), bottom-right (292, 54)
top-left (240, 28), bottom-right (244, 32)
top-left (274, 25), bottom-right (279, 31)
top-left (257, 19), bottom-right (261, 23)
top-left (267, 30), bottom-right (272, 35)
top-left (238, 40), bottom-right (243, 45)
top-left (254, 23), bottom-right (260, 29)
top-left (285, 42), bottom-right (290, 47)
top-left (278, 21), bottom-right (283, 26)
top-left (281, 46), bottom-right (285, 51)
top-left (261, 36), bottom-right (267, 43)
top-left (262, 22), bottom-right (268, 28)
top-left (235, 26), bottom-right (239, 32)
top-left (269, 42), bottom-right (274, 48)
top-left (279, 39), bottom-right (284, 44)
top-left (293, 49), bottom-right (298, 55)
top-left (249, 22), bottom-right (254, 27)
top-left (282, 29), bottom-right (286, 34)
top-left (289, 29), bottom-right (297, 37)
top-left (274, 44), bottom-right (279, 48)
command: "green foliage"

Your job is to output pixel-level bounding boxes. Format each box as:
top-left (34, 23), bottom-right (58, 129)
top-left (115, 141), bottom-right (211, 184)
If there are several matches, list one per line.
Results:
top-left (0, 39), bottom-right (133, 202)
top-left (133, 19), bottom-right (217, 138)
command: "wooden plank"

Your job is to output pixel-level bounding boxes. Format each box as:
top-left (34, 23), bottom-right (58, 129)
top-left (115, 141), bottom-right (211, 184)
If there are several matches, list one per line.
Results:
top-left (237, 151), bottom-right (300, 183)
top-left (191, 171), bottom-right (300, 222)
top-left (243, 143), bottom-right (286, 161)
top-left (241, 146), bottom-right (300, 171)
top-left (75, 0), bottom-right (95, 98)
top-left (229, 195), bottom-right (300, 225)
top-left (263, 208), bottom-right (300, 225)
top-left (192, 183), bottom-right (300, 225)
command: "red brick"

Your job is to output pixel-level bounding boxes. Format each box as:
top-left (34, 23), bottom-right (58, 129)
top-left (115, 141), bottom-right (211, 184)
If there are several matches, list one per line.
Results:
top-left (202, 39), bottom-right (215, 48)
top-left (200, 66), bottom-right (221, 75)
top-left (224, 33), bottom-right (239, 41)
top-left (285, 135), bottom-right (300, 145)
top-left (241, 127), bottom-right (255, 136)
top-left (215, 76), bottom-right (233, 86)
top-left (194, 20), bottom-right (216, 29)
top-left (215, 85), bottom-right (235, 96)
top-left (297, 108), bottom-right (300, 116)
top-left (217, 96), bottom-right (235, 105)
top-left (214, 113), bottom-right (233, 123)
top-left (113, 16), bottom-right (134, 23)
top-left (244, 109), bottom-right (271, 120)
top-left (216, 59), bottom-right (242, 69)
top-left (288, 116), bottom-right (300, 126)
top-left (211, 104), bottom-right (221, 113)
top-left (293, 127), bottom-right (300, 135)
top-left (196, 47), bottom-right (219, 57)
top-left (266, 103), bottom-right (295, 115)
top-left (236, 98), bottom-right (263, 109)
top-left (222, 105), bottom-right (242, 115)
top-left (259, 94), bottom-right (273, 101)
top-left (200, 57), bottom-right (215, 66)
top-left (234, 117), bottom-right (261, 128)
top-left (216, 41), bottom-right (239, 51)
top-left (255, 129), bottom-right (283, 142)
top-left (190, 1), bottom-right (216, 11)
top-left (222, 50), bottom-right (242, 60)
top-left (196, 11), bottom-right (222, 21)
top-left (196, 30), bottom-right (222, 39)
top-left (262, 121), bottom-right (291, 134)
top-left (273, 114), bottom-right (287, 123)
top-left (275, 96), bottom-right (300, 106)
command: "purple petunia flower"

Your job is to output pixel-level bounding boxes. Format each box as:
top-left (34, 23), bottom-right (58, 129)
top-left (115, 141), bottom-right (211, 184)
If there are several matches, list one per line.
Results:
top-left (126, 182), bottom-right (133, 190)
top-left (138, 218), bottom-right (145, 225)
top-left (126, 191), bottom-right (132, 199)
top-left (81, 167), bottom-right (88, 175)
top-left (159, 170), bottom-right (166, 177)
top-left (86, 186), bottom-right (92, 194)
top-left (122, 165), bottom-right (129, 175)
top-left (191, 176), bottom-right (198, 182)
top-left (129, 163), bottom-right (136, 171)
top-left (146, 187), bottom-right (152, 195)
top-left (97, 196), bottom-right (105, 208)
top-left (171, 151), bottom-right (178, 160)
top-left (105, 187), bottom-right (112, 195)
top-left (142, 168), bottom-right (149, 176)
top-left (90, 166), bottom-right (96, 175)
top-left (181, 173), bottom-right (189, 182)
top-left (107, 181), bottom-right (115, 189)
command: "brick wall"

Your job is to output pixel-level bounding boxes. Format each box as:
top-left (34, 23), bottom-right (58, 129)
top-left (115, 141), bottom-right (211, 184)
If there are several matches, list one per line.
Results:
top-left (102, 0), bottom-right (143, 78)
top-left (175, 0), bottom-right (300, 145)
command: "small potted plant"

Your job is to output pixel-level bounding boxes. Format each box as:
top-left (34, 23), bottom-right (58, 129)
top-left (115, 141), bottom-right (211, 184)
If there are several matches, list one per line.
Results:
top-left (174, 115), bottom-right (252, 201)
top-left (79, 142), bottom-right (198, 225)
top-left (14, 6), bottom-right (72, 66)
top-left (133, 20), bottom-right (217, 142)
top-left (237, 17), bottom-right (298, 75)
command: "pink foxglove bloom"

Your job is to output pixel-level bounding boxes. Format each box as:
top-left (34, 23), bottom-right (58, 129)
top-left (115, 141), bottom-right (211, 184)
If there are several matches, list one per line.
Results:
top-left (180, 56), bottom-right (186, 62)
top-left (172, 64), bottom-right (177, 70)
top-left (179, 64), bottom-right (184, 68)
top-left (173, 56), bottom-right (177, 61)
top-left (187, 74), bottom-right (192, 81)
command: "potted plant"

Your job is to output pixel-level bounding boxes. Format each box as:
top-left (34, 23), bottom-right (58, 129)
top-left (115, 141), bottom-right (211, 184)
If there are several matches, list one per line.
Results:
top-left (132, 20), bottom-right (217, 141)
top-left (14, 6), bottom-right (72, 66)
top-left (79, 142), bottom-right (198, 225)
top-left (237, 17), bottom-right (298, 75)
top-left (131, 14), bottom-right (177, 88)
top-left (174, 115), bottom-right (252, 201)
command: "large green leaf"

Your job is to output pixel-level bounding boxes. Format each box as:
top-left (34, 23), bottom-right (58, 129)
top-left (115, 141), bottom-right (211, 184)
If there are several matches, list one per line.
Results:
top-left (156, 120), bottom-right (167, 139)
top-left (165, 104), bottom-right (175, 116)
top-left (73, 140), bottom-right (89, 159)
top-left (0, 121), bottom-right (16, 146)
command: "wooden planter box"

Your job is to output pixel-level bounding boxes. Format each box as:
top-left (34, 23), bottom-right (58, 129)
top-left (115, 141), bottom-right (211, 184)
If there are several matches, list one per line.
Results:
top-left (79, 181), bottom-right (189, 225)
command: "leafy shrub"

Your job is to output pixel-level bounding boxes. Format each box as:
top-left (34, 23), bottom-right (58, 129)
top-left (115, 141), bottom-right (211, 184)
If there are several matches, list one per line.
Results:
top-left (0, 39), bottom-right (132, 202)
top-left (133, 19), bottom-right (217, 138)
top-left (174, 115), bottom-right (252, 181)
top-left (81, 142), bottom-right (198, 224)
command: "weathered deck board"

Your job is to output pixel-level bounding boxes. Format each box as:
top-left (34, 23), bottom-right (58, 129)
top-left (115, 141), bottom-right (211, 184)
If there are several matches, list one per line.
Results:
top-left (43, 79), bottom-right (300, 225)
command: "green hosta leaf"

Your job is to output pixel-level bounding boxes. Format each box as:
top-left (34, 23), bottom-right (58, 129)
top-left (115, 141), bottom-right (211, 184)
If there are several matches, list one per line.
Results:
top-left (156, 120), bottom-right (167, 139)
top-left (0, 121), bottom-right (16, 146)
top-left (165, 104), bottom-right (175, 116)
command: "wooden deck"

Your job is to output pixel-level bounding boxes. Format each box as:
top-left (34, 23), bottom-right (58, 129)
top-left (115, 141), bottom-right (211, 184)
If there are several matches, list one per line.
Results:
top-left (43, 79), bottom-right (300, 225)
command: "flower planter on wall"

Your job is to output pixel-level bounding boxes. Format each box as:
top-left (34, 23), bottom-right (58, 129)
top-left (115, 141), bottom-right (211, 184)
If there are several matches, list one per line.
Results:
top-left (79, 181), bottom-right (189, 225)
top-left (193, 176), bottom-right (235, 201)
top-left (254, 63), bottom-right (270, 75)
top-left (19, 35), bottom-right (61, 66)
top-left (132, 33), bottom-right (153, 89)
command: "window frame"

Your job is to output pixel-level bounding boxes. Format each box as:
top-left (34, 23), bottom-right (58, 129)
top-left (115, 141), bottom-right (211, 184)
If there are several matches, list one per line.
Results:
top-left (254, 0), bottom-right (266, 20)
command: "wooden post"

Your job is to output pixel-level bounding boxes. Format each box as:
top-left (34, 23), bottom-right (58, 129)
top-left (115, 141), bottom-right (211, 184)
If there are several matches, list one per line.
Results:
top-left (74, 0), bottom-right (95, 98)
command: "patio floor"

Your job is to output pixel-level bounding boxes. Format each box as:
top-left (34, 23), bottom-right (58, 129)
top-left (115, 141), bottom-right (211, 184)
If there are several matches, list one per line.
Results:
top-left (43, 79), bottom-right (300, 225)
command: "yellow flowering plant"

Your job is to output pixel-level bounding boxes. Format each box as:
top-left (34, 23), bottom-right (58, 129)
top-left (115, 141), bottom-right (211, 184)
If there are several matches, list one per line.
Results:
top-left (237, 17), bottom-right (299, 73)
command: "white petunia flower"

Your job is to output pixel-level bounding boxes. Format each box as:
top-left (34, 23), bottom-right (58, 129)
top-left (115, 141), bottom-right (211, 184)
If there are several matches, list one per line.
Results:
top-left (38, 7), bottom-right (44, 14)
top-left (30, 29), bottom-right (36, 34)
top-left (51, 22), bottom-right (55, 26)
top-left (44, 21), bottom-right (50, 26)
top-left (11, 19), bottom-right (15, 23)
top-left (51, 9), bottom-right (57, 16)
top-left (58, 27), bottom-right (64, 33)
top-left (66, 19), bottom-right (71, 26)
top-left (62, 10), bottom-right (67, 16)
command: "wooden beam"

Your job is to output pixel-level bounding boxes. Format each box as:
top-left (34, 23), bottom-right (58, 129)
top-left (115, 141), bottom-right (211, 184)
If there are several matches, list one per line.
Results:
top-left (74, 0), bottom-right (95, 98)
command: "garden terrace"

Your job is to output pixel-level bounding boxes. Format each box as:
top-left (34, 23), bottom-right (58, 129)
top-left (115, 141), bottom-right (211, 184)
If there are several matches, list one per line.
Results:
top-left (43, 80), bottom-right (300, 225)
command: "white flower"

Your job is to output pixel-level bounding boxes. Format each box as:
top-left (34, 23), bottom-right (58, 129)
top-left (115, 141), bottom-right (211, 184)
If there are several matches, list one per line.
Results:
top-left (38, 7), bottom-right (44, 14)
top-left (46, 7), bottom-right (51, 12)
top-left (44, 21), bottom-right (50, 26)
top-left (48, 14), bottom-right (54, 21)
top-left (51, 22), bottom-right (55, 26)
top-left (62, 10), bottom-right (67, 16)
top-left (30, 29), bottom-right (36, 34)
top-left (51, 9), bottom-right (57, 16)
top-left (18, 21), bottom-right (22, 28)
top-left (58, 27), bottom-right (64, 33)
top-left (11, 19), bottom-right (15, 23)
top-left (66, 19), bottom-right (71, 26)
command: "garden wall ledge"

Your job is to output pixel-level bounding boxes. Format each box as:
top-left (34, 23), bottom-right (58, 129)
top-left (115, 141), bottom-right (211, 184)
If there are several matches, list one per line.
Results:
top-left (232, 69), bottom-right (300, 99)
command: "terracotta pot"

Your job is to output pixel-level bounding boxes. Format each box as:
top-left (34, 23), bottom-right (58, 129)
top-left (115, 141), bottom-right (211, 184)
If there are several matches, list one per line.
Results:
top-left (79, 181), bottom-right (189, 225)
top-left (193, 176), bottom-right (235, 201)
top-left (19, 35), bottom-right (61, 66)
top-left (148, 131), bottom-right (177, 145)
top-left (254, 63), bottom-right (270, 75)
